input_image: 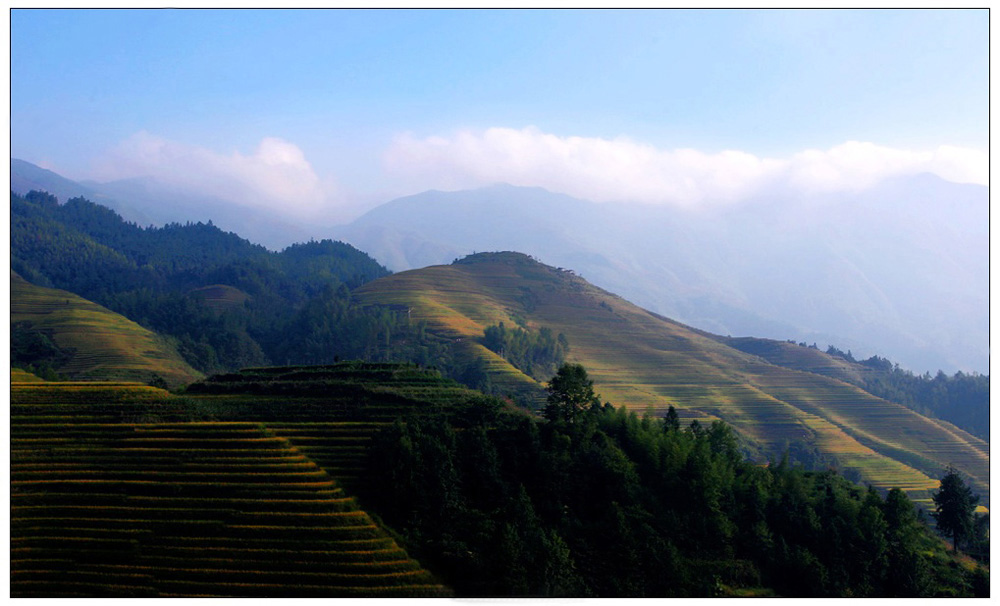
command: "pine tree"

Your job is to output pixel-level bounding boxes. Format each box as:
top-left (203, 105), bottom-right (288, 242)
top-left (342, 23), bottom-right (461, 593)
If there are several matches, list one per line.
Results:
top-left (931, 466), bottom-right (979, 553)
top-left (544, 363), bottom-right (600, 423)
top-left (664, 405), bottom-right (680, 432)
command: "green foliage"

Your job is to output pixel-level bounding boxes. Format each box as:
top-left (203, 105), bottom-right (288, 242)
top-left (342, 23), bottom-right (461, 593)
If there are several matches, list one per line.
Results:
top-left (481, 321), bottom-right (568, 380)
top-left (544, 363), bottom-right (601, 423)
top-left (11, 190), bottom-right (393, 375)
top-left (11, 321), bottom-right (74, 372)
top-left (664, 405), bottom-right (680, 431)
top-left (362, 365), bottom-right (978, 597)
top-left (931, 466), bottom-right (980, 554)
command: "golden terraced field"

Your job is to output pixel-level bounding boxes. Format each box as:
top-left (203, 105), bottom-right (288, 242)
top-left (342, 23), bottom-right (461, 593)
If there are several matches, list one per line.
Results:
top-left (11, 271), bottom-right (202, 387)
top-left (10, 381), bottom-right (451, 598)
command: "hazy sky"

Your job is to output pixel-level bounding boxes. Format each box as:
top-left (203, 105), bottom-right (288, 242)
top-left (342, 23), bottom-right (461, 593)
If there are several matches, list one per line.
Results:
top-left (11, 8), bottom-right (989, 221)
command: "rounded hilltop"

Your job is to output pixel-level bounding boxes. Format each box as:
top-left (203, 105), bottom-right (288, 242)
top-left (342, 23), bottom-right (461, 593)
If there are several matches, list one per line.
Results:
top-left (452, 251), bottom-right (542, 266)
top-left (450, 251), bottom-right (583, 282)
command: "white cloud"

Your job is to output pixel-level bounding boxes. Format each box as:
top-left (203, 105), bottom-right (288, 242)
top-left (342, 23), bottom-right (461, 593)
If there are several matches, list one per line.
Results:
top-left (384, 127), bottom-right (988, 207)
top-left (94, 132), bottom-right (333, 218)
top-left (784, 141), bottom-right (989, 194)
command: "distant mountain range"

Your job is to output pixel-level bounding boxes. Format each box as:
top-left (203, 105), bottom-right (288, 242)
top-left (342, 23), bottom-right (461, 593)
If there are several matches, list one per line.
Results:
top-left (12, 158), bottom-right (988, 374)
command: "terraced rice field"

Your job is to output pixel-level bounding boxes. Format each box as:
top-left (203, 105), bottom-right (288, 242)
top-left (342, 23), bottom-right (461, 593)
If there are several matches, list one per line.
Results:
top-left (267, 423), bottom-right (385, 490)
top-left (10, 383), bottom-right (451, 598)
top-left (183, 363), bottom-right (489, 491)
top-left (745, 366), bottom-right (988, 498)
top-left (187, 284), bottom-right (251, 312)
top-left (11, 272), bottom-right (201, 387)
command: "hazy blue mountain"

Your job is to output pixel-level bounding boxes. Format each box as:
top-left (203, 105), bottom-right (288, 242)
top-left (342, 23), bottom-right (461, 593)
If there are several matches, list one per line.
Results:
top-left (11, 159), bottom-right (101, 207)
top-left (331, 179), bottom-right (988, 375)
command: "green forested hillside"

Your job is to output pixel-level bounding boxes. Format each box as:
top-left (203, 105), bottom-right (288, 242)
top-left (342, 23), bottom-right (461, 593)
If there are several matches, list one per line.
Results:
top-left (9, 191), bottom-right (989, 596)
top-left (362, 384), bottom-right (987, 597)
top-left (354, 252), bottom-right (988, 508)
top-left (10, 190), bottom-right (398, 373)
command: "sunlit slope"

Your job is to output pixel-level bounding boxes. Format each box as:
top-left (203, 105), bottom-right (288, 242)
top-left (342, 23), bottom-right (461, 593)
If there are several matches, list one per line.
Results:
top-left (354, 252), bottom-right (988, 505)
top-left (721, 336), bottom-right (866, 384)
top-left (11, 272), bottom-right (202, 387)
top-left (12, 367), bottom-right (45, 382)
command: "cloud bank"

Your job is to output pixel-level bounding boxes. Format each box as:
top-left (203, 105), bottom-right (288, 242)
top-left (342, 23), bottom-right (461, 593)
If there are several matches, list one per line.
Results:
top-left (94, 132), bottom-right (332, 218)
top-left (384, 127), bottom-right (988, 207)
top-left (92, 128), bottom-right (987, 221)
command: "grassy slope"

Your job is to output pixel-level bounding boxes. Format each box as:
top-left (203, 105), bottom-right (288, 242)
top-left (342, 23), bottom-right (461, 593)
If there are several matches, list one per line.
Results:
top-left (11, 368), bottom-right (45, 382)
top-left (11, 271), bottom-right (202, 388)
top-left (354, 253), bottom-right (988, 507)
top-left (720, 336), bottom-right (866, 384)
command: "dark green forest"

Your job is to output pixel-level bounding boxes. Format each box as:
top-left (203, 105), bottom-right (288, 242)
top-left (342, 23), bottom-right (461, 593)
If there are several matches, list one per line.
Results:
top-left (361, 364), bottom-right (988, 597)
top-left (481, 321), bottom-right (569, 380)
top-left (10, 190), bottom-right (445, 374)
top-left (10, 321), bottom-right (72, 380)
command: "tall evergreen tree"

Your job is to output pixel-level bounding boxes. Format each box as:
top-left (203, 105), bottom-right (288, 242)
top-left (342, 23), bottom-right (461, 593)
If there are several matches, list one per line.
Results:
top-left (544, 363), bottom-right (600, 423)
top-left (664, 405), bottom-right (680, 432)
top-left (931, 466), bottom-right (979, 553)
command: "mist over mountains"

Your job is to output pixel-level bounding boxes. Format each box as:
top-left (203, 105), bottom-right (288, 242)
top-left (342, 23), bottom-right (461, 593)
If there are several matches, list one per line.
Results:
top-left (330, 178), bottom-right (987, 376)
top-left (12, 158), bottom-right (987, 375)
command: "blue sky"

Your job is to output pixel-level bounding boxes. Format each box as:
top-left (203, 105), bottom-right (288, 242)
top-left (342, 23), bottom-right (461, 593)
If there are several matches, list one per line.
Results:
top-left (10, 8), bottom-right (989, 219)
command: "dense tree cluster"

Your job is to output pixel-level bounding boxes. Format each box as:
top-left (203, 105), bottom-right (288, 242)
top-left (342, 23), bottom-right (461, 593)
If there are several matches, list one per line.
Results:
top-left (542, 362), bottom-right (600, 422)
top-left (10, 322), bottom-right (72, 380)
top-left (481, 321), bottom-right (569, 380)
top-left (932, 466), bottom-right (987, 558)
top-left (363, 364), bottom-right (987, 598)
top-left (10, 190), bottom-right (417, 374)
